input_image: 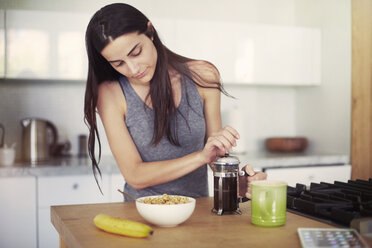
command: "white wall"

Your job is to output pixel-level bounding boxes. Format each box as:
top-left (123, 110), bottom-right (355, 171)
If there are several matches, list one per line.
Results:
top-left (221, 86), bottom-right (297, 152)
top-left (0, 81), bottom-right (88, 158)
top-left (0, 0), bottom-right (351, 159)
top-left (0, 82), bottom-right (297, 158)
top-left (294, 0), bottom-right (351, 155)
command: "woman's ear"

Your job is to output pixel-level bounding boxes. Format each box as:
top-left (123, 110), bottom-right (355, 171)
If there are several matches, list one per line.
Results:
top-left (146, 21), bottom-right (154, 40)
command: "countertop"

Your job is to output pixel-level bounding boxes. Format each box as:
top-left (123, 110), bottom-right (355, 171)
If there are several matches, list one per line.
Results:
top-left (0, 155), bottom-right (117, 177)
top-left (236, 151), bottom-right (349, 168)
top-left (51, 197), bottom-right (371, 248)
top-left (0, 151), bottom-right (350, 178)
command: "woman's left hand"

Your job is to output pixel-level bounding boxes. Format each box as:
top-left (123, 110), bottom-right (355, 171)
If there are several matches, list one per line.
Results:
top-left (238, 165), bottom-right (267, 199)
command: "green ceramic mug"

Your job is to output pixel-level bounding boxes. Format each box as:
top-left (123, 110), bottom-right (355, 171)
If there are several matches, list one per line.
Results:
top-left (251, 180), bottom-right (287, 227)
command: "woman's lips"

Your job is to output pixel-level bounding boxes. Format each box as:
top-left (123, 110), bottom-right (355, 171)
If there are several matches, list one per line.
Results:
top-left (135, 68), bottom-right (148, 79)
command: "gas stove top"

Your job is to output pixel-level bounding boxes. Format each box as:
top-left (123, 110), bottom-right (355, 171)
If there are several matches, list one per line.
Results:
top-left (287, 179), bottom-right (372, 227)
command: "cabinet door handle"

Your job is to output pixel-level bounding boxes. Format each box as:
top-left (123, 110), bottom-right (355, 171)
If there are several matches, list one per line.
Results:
top-left (72, 183), bottom-right (79, 190)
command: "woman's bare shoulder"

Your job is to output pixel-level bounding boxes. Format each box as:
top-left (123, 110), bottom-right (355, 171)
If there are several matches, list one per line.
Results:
top-left (98, 80), bottom-right (120, 93)
top-left (186, 60), bottom-right (220, 86)
top-left (97, 80), bottom-right (126, 114)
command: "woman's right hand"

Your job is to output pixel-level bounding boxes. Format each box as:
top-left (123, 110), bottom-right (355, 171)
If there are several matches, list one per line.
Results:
top-left (200, 126), bottom-right (240, 164)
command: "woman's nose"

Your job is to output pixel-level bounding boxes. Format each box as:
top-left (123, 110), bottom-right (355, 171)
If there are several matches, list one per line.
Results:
top-left (127, 61), bottom-right (140, 75)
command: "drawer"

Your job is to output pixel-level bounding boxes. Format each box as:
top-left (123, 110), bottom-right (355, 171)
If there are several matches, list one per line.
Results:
top-left (0, 177), bottom-right (37, 248)
top-left (38, 174), bottom-right (110, 208)
top-left (38, 208), bottom-right (58, 248)
top-left (264, 164), bottom-right (352, 187)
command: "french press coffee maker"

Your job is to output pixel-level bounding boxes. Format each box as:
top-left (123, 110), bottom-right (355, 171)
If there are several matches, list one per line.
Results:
top-left (211, 154), bottom-right (248, 215)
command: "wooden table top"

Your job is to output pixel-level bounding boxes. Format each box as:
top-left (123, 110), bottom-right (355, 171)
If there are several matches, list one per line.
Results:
top-left (51, 197), bottom-right (371, 248)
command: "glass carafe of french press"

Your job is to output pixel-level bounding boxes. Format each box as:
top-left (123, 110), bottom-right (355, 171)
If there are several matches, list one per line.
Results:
top-left (211, 154), bottom-right (247, 215)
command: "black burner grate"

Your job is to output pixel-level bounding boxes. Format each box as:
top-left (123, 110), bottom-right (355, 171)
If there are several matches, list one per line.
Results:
top-left (287, 179), bottom-right (372, 227)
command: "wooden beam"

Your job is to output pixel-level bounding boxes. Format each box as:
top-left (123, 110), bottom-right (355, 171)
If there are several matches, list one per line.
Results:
top-left (351, 0), bottom-right (372, 179)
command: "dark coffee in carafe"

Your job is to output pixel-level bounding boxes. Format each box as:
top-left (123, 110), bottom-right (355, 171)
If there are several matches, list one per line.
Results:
top-left (213, 176), bottom-right (238, 212)
top-left (211, 154), bottom-right (242, 215)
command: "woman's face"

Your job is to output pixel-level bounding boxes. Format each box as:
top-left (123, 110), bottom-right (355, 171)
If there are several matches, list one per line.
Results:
top-left (101, 31), bottom-right (158, 85)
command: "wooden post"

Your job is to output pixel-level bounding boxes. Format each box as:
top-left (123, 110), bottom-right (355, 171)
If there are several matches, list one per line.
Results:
top-left (351, 0), bottom-right (372, 179)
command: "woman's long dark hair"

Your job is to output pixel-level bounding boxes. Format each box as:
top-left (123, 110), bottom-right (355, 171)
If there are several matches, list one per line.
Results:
top-left (84, 3), bottom-right (229, 191)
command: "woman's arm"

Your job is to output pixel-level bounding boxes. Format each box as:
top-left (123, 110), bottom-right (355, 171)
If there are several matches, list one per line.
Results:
top-left (97, 77), bottom-right (238, 190)
top-left (190, 61), bottom-right (267, 199)
top-left (191, 60), bottom-right (238, 153)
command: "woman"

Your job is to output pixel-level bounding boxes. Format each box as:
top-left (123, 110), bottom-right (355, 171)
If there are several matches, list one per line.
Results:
top-left (84, 3), bottom-right (266, 201)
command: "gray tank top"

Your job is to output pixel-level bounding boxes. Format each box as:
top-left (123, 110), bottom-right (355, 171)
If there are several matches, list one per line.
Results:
top-left (118, 75), bottom-right (208, 201)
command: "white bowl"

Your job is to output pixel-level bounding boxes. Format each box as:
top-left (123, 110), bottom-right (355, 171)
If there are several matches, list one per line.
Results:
top-left (135, 195), bottom-right (196, 227)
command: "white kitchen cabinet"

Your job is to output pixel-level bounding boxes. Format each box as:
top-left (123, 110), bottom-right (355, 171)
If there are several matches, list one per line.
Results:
top-left (174, 19), bottom-right (237, 84)
top-left (5, 10), bottom-right (89, 79)
top-left (151, 17), bottom-right (177, 52)
top-left (264, 164), bottom-right (352, 187)
top-left (175, 19), bottom-right (321, 85)
top-left (38, 174), bottom-right (110, 207)
top-left (38, 208), bottom-right (56, 248)
top-left (37, 174), bottom-right (110, 248)
top-left (110, 173), bottom-right (126, 202)
top-left (235, 24), bottom-right (321, 85)
top-left (4, 8), bottom-right (321, 85)
top-left (0, 177), bottom-right (37, 248)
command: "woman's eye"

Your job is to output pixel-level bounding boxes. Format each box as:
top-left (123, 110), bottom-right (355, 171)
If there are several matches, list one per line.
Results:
top-left (115, 61), bottom-right (124, 67)
top-left (132, 47), bottom-right (142, 56)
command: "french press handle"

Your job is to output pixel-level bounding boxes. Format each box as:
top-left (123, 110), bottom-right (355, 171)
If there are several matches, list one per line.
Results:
top-left (238, 170), bottom-right (250, 203)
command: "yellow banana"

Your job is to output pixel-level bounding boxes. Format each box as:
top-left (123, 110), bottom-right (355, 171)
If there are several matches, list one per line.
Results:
top-left (93, 214), bottom-right (154, 238)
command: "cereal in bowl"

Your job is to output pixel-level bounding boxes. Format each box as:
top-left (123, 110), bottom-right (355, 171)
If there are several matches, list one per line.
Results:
top-left (138, 194), bottom-right (191, 204)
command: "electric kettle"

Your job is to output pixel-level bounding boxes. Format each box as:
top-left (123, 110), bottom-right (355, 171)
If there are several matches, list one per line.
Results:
top-left (21, 118), bottom-right (58, 163)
